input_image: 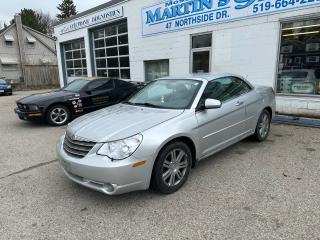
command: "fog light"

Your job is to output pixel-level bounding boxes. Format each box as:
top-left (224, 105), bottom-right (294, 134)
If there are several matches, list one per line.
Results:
top-left (103, 183), bottom-right (115, 193)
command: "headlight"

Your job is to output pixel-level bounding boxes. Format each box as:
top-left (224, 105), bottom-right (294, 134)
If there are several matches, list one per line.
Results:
top-left (28, 105), bottom-right (39, 111)
top-left (97, 134), bottom-right (143, 160)
top-left (7, 85), bottom-right (11, 89)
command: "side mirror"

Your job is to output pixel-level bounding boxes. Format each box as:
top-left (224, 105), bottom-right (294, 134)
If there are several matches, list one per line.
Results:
top-left (205, 99), bottom-right (222, 109)
top-left (85, 90), bottom-right (92, 95)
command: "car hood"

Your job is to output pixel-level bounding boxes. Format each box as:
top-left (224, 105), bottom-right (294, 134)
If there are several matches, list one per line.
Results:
top-left (18, 90), bottom-right (79, 105)
top-left (67, 104), bottom-right (184, 142)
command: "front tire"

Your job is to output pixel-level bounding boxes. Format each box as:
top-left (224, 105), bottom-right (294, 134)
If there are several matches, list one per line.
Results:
top-left (46, 105), bottom-right (70, 126)
top-left (151, 142), bottom-right (192, 194)
top-left (253, 109), bottom-right (271, 142)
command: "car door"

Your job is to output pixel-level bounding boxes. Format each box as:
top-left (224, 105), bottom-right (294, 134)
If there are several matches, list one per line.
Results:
top-left (196, 76), bottom-right (250, 159)
top-left (81, 79), bottom-right (116, 112)
top-left (231, 77), bottom-right (261, 132)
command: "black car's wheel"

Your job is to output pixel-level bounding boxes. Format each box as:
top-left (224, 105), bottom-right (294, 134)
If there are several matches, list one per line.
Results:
top-left (46, 105), bottom-right (71, 126)
top-left (151, 142), bottom-right (192, 194)
top-left (253, 109), bottom-right (271, 142)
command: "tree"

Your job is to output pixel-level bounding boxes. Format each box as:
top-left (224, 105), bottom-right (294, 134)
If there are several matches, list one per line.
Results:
top-left (10, 9), bottom-right (56, 35)
top-left (24, 9), bottom-right (48, 33)
top-left (37, 11), bottom-right (58, 36)
top-left (56, 0), bottom-right (77, 20)
top-left (0, 21), bottom-right (8, 30)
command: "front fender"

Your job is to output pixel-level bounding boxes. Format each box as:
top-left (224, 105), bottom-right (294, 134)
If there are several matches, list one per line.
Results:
top-left (132, 111), bottom-right (199, 188)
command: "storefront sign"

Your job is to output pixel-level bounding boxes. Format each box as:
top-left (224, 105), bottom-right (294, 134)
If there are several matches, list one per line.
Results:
top-left (142, 0), bottom-right (320, 35)
top-left (59, 7), bottom-right (123, 35)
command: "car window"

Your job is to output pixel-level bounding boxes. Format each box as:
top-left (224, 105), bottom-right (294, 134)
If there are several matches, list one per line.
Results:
top-left (231, 77), bottom-right (252, 94)
top-left (203, 76), bottom-right (251, 102)
top-left (87, 79), bottom-right (115, 92)
top-left (127, 79), bottom-right (202, 109)
top-left (64, 79), bottom-right (89, 92)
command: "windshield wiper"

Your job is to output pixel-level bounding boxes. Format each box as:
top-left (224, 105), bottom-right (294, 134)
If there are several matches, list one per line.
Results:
top-left (121, 101), bottom-right (135, 105)
top-left (135, 102), bottom-right (160, 108)
top-left (122, 101), bottom-right (164, 108)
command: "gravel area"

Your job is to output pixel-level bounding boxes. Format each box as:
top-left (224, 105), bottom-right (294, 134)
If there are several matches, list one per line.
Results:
top-left (0, 90), bottom-right (319, 240)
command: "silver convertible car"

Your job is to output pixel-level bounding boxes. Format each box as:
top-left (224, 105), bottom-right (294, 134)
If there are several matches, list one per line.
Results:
top-left (57, 73), bottom-right (275, 195)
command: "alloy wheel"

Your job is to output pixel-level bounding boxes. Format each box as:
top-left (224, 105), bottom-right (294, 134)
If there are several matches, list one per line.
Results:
top-left (162, 148), bottom-right (189, 187)
top-left (258, 112), bottom-right (270, 139)
top-left (50, 107), bottom-right (68, 125)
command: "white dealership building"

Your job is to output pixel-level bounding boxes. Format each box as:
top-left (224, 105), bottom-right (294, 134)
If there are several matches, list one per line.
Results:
top-left (54, 0), bottom-right (320, 117)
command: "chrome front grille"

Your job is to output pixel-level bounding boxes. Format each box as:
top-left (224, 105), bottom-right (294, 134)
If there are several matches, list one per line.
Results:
top-left (63, 134), bottom-right (96, 158)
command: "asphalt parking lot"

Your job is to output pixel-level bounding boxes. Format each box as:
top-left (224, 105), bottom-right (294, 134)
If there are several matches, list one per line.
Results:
top-left (0, 90), bottom-right (320, 240)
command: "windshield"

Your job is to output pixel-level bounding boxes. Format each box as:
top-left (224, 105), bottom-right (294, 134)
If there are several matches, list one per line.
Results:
top-left (279, 72), bottom-right (308, 79)
top-left (0, 79), bottom-right (7, 84)
top-left (63, 79), bottom-right (89, 92)
top-left (126, 79), bottom-right (202, 109)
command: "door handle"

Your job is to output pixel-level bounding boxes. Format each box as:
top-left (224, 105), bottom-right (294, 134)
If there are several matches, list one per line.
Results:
top-left (235, 101), bottom-right (244, 106)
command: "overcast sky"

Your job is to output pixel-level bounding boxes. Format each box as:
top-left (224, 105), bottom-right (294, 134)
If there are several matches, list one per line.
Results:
top-left (1, 0), bottom-right (109, 23)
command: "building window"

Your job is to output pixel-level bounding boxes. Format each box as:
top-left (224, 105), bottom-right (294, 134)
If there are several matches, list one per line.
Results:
top-left (92, 20), bottom-right (130, 79)
top-left (2, 64), bottom-right (18, 71)
top-left (5, 41), bottom-right (13, 47)
top-left (191, 33), bottom-right (212, 73)
top-left (4, 35), bottom-right (14, 47)
top-left (27, 42), bottom-right (35, 48)
top-left (26, 36), bottom-right (36, 48)
top-left (1, 57), bottom-right (18, 71)
top-left (277, 18), bottom-right (320, 96)
top-left (63, 39), bottom-right (87, 78)
top-left (145, 59), bottom-right (169, 82)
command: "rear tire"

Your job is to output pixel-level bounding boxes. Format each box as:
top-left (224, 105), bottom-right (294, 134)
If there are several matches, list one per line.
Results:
top-left (253, 109), bottom-right (271, 142)
top-left (46, 105), bottom-right (71, 126)
top-left (151, 142), bottom-right (192, 194)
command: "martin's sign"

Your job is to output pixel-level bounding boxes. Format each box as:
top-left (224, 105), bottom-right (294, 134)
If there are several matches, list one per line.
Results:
top-left (142, 0), bottom-right (320, 36)
top-left (58, 6), bottom-right (123, 35)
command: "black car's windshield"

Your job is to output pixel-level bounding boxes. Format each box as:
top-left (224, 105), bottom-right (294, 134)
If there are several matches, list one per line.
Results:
top-left (63, 79), bottom-right (89, 92)
top-left (126, 79), bottom-right (202, 109)
top-left (0, 79), bottom-right (7, 85)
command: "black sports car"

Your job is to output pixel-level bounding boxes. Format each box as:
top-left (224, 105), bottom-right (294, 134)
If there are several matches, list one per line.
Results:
top-left (0, 79), bottom-right (12, 95)
top-left (15, 78), bottom-right (144, 126)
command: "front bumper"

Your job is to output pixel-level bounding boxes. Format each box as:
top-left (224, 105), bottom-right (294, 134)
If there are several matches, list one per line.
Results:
top-left (56, 136), bottom-right (153, 195)
top-left (14, 108), bottom-right (44, 121)
top-left (0, 88), bottom-right (12, 95)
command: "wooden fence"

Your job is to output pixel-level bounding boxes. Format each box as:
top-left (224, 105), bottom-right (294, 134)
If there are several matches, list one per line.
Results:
top-left (24, 65), bottom-right (60, 87)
